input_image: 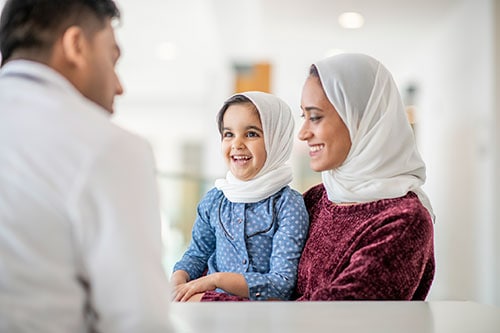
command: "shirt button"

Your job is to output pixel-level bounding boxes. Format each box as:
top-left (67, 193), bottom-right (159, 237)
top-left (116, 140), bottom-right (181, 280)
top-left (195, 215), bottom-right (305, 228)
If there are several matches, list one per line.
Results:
top-left (255, 292), bottom-right (261, 298)
top-left (242, 259), bottom-right (247, 264)
top-left (237, 218), bottom-right (242, 223)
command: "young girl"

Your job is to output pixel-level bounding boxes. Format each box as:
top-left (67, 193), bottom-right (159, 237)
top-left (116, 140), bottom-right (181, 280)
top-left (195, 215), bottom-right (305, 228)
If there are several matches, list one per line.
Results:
top-left (172, 91), bottom-right (309, 301)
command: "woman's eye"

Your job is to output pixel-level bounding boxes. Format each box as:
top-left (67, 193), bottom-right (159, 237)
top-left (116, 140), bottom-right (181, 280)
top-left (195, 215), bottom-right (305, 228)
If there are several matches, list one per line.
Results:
top-left (301, 112), bottom-right (322, 122)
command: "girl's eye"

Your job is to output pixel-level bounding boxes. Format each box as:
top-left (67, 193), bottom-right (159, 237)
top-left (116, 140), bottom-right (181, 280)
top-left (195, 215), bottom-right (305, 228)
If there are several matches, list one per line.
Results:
top-left (247, 131), bottom-right (260, 138)
top-left (310, 116), bottom-right (322, 122)
top-left (223, 132), bottom-right (233, 138)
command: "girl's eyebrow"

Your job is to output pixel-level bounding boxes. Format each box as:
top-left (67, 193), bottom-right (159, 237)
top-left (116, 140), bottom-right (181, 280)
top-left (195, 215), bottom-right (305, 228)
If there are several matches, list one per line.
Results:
top-left (246, 125), bottom-right (263, 133)
top-left (223, 125), bottom-right (263, 133)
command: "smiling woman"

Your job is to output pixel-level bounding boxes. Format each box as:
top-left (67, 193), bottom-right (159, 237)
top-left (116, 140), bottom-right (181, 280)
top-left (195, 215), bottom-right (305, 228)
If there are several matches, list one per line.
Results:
top-left (295, 53), bottom-right (435, 300)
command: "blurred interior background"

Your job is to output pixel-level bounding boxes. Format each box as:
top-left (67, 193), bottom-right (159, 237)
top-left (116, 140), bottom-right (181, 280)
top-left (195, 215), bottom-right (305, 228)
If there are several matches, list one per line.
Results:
top-left (1, 0), bottom-right (499, 306)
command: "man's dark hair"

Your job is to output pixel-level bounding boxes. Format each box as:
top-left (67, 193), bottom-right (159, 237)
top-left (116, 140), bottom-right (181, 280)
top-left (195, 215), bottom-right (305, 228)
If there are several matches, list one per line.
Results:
top-left (0, 0), bottom-right (120, 65)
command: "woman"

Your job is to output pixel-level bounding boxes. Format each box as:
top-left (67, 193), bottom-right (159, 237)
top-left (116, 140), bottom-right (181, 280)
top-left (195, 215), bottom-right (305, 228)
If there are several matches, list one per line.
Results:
top-left (294, 53), bottom-right (434, 300)
top-left (200, 53), bottom-right (435, 301)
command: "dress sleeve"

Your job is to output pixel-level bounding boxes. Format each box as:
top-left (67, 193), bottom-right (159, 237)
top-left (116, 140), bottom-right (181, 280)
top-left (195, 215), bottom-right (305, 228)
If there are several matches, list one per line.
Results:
top-left (69, 135), bottom-right (172, 332)
top-left (302, 208), bottom-right (434, 301)
top-left (172, 191), bottom-right (217, 280)
top-left (243, 190), bottom-right (309, 300)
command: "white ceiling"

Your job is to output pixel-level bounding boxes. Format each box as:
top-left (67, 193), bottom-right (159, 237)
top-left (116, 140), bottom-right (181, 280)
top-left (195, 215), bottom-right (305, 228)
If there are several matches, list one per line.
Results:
top-left (0, 0), bottom-right (467, 155)
top-left (0, 0), bottom-right (463, 105)
top-left (112, 0), bottom-right (463, 105)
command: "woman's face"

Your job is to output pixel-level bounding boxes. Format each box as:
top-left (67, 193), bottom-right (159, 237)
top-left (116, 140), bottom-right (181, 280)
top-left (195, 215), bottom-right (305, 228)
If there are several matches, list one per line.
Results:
top-left (221, 103), bottom-right (267, 181)
top-left (298, 76), bottom-right (352, 172)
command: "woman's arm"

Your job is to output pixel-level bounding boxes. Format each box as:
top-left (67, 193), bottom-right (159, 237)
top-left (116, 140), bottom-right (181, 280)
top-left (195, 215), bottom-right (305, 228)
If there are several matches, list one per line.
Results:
top-left (301, 210), bottom-right (434, 301)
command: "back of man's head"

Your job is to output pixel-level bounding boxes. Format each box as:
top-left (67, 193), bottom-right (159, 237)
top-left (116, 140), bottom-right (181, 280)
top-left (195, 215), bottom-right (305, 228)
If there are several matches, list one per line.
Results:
top-left (0, 0), bottom-right (120, 66)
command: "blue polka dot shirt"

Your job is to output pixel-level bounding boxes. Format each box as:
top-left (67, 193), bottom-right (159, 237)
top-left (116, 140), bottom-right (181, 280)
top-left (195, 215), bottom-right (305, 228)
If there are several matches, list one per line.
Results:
top-left (173, 186), bottom-right (309, 300)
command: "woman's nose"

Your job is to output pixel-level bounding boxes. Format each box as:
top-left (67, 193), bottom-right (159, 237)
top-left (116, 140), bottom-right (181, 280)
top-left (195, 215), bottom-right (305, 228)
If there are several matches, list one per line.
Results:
top-left (298, 122), bottom-right (311, 141)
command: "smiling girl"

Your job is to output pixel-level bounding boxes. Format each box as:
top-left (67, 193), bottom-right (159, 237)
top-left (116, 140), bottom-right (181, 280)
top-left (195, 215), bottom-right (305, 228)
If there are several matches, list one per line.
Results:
top-left (172, 91), bottom-right (309, 302)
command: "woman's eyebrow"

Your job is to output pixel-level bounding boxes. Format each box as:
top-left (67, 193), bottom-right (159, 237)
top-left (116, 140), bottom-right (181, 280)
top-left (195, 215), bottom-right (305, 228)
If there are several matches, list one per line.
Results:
top-left (301, 106), bottom-right (324, 112)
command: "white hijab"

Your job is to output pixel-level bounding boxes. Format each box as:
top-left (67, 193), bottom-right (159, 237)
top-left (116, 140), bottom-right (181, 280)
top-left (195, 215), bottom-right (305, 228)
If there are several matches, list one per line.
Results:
top-left (315, 53), bottom-right (434, 219)
top-left (215, 91), bottom-right (294, 203)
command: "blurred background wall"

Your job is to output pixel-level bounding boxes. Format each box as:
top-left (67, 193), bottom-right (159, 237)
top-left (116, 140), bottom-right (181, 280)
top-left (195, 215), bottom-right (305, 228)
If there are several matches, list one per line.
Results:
top-left (1, 0), bottom-right (498, 306)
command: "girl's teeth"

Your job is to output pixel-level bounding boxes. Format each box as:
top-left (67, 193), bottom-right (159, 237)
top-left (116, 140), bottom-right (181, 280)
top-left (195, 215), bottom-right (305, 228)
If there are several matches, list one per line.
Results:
top-left (233, 156), bottom-right (250, 160)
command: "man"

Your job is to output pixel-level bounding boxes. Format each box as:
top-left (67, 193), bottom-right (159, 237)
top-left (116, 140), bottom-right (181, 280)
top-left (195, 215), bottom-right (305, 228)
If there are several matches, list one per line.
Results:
top-left (0, 1), bottom-right (172, 332)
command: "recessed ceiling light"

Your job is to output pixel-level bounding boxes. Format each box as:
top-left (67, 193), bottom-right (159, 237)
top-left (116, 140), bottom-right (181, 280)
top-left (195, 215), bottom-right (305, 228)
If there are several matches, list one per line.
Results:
top-left (338, 12), bottom-right (364, 29)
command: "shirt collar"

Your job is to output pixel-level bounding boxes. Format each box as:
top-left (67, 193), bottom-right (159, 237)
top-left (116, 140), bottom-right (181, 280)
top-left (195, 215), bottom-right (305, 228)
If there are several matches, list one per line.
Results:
top-left (0, 59), bottom-right (81, 96)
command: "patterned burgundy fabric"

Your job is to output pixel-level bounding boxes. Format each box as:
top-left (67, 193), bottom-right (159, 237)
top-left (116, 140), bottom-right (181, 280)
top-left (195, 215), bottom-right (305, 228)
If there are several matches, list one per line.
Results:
top-left (201, 184), bottom-right (434, 302)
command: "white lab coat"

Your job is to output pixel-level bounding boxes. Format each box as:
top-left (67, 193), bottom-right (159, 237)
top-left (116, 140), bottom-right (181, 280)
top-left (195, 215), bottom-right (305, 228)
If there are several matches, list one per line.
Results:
top-left (0, 60), bottom-right (172, 333)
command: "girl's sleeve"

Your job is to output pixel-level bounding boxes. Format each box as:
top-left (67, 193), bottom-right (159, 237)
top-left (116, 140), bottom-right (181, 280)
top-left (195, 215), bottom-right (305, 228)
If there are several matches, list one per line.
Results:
top-left (243, 190), bottom-right (309, 300)
top-left (172, 191), bottom-right (217, 280)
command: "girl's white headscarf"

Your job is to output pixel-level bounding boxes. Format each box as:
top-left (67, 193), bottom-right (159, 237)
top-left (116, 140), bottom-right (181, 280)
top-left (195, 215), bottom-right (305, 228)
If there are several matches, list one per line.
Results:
top-left (314, 53), bottom-right (434, 219)
top-left (215, 91), bottom-right (294, 203)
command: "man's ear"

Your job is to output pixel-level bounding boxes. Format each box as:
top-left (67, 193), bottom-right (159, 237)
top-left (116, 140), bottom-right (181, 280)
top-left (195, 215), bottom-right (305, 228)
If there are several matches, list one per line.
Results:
top-left (60, 26), bottom-right (89, 68)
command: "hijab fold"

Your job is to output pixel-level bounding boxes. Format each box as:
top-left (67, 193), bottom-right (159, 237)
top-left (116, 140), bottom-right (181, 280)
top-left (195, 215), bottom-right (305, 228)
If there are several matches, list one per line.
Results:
top-left (215, 91), bottom-right (294, 203)
top-left (315, 54), bottom-right (434, 220)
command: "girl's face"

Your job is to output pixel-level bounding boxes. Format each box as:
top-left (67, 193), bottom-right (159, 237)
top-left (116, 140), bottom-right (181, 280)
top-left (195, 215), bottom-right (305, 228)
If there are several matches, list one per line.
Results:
top-left (298, 76), bottom-right (352, 172)
top-left (221, 103), bottom-right (267, 181)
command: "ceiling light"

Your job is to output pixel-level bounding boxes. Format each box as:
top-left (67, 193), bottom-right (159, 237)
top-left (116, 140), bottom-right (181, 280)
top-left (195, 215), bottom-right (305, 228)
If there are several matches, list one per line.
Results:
top-left (338, 12), bottom-right (364, 29)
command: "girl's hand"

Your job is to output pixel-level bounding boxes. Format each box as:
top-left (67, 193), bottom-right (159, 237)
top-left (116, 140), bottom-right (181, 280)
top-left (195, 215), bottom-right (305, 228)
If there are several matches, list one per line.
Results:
top-left (173, 274), bottom-right (218, 302)
top-left (171, 270), bottom-right (189, 286)
top-left (186, 293), bottom-right (205, 302)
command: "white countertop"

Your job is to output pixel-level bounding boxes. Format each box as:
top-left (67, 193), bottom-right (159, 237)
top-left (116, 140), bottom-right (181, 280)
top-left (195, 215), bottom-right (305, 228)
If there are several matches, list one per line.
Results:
top-left (170, 301), bottom-right (500, 333)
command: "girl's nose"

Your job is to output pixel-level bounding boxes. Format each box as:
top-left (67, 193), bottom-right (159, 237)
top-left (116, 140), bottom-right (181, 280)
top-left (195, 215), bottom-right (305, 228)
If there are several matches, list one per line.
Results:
top-left (231, 137), bottom-right (245, 149)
